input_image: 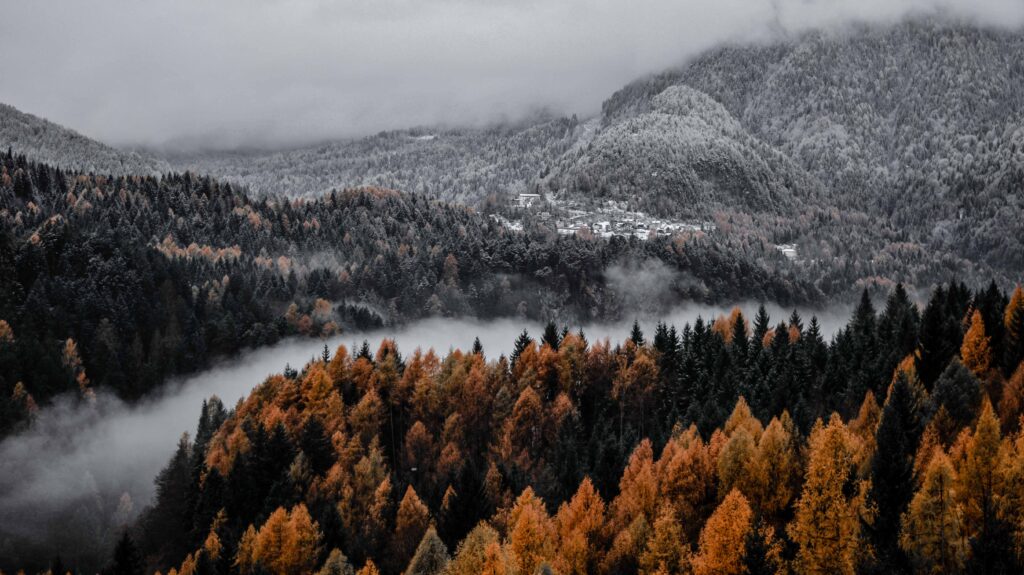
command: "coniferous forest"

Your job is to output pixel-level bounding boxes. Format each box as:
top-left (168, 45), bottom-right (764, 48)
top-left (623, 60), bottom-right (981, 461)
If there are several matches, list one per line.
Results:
top-left (2, 7), bottom-right (1024, 575)
top-left (46, 281), bottom-right (1024, 575)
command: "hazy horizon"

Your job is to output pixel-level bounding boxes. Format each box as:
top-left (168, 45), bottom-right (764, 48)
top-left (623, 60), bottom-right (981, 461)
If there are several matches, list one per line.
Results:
top-left (2, 0), bottom-right (1023, 152)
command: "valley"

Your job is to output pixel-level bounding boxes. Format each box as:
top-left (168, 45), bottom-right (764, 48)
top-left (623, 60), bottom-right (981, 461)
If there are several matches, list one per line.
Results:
top-left (1, 12), bottom-right (1023, 575)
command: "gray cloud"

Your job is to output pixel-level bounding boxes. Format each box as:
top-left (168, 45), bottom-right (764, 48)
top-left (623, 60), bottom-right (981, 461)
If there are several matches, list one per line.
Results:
top-left (0, 0), bottom-right (1021, 150)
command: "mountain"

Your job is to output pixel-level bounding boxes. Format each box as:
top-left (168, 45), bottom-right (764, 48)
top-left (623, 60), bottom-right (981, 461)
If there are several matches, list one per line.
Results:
top-left (542, 85), bottom-right (823, 218)
top-left (3, 19), bottom-right (1022, 296)
top-left (166, 115), bottom-right (581, 203)
top-left (0, 150), bottom-right (815, 434)
top-left (600, 20), bottom-right (1024, 273)
top-left (0, 103), bottom-right (168, 176)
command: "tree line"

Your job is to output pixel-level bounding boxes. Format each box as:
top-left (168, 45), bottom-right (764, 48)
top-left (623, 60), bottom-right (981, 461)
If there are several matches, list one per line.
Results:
top-left (9, 280), bottom-right (1019, 575)
top-left (0, 150), bottom-right (814, 435)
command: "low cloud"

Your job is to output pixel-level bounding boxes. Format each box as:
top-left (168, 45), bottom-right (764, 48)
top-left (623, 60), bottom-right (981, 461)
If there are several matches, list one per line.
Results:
top-left (0, 0), bottom-right (1021, 150)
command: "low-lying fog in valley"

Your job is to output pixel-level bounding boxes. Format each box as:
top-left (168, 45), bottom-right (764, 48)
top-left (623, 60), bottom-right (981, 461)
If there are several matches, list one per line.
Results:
top-left (0, 303), bottom-right (849, 561)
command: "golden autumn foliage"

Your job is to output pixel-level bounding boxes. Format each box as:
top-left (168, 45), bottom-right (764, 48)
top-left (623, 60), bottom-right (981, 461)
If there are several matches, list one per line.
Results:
top-left (900, 450), bottom-right (966, 574)
top-left (609, 440), bottom-right (658, 533)
top-left (955, 400), bottom-right (1004, 538)
top-left (692, 489), bottom-right (753, 575)
top-left (446, 522), bottom-right (502, 575)
top-left (508, 487), bottom-right (556, 575)
top-left (554, 477), bottom-right (607, 575)
top-left (638, 507), bottom-right (690, 575)
top-left (961, 310), bottom-right (993, 377)
top-left (96, 297), bottom-right (1024, 575)
top-left (999, 364), bottom-right (1024, 433)
top-left (388, 486), bottom-right (431, 572)
top-left (355, 560), bottom-right (380, 575)
top-left (236, 504), bottom-right (322, 575)
top-left (789, 415), bottom-right (874, 575)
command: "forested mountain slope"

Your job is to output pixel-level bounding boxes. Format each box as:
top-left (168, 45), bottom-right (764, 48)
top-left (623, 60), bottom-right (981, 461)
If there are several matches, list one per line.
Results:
top-left (543, 85), bottom-right (824, 218)
top-left (166, 116), bottom-right (581, 203)
top-left (0, 150), bottom-right (813, 433)
top-left (599, 20), bottom-right (1024, 274)
top-left (0, 104), bottom-right (168, 176)
top-left (24, 281), bottom-right (1023, 575)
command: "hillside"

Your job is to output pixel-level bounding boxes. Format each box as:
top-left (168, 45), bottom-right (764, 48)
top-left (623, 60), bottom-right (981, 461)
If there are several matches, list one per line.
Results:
top-left (0, 150), bottom-right (815, 434)
top-left (543, 86), bottom-right (823, 218)
top-left (600, 20), bottom-right (1024, 273)
top-left (0, 104), bottom-right (168, 176)
top-left (166, 116), bottom-right (581, 203)
top-left (14, 281), bottom-right (1022, 574)
top-left (2, 21), bottom-right (1021, 296)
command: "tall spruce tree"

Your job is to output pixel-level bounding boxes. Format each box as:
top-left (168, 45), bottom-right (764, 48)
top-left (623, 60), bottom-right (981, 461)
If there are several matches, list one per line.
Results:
top-left (869, 372), bottom-right (922, 572)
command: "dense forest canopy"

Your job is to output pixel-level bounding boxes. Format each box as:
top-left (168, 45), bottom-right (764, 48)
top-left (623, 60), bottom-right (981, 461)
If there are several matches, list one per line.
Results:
top-left (2, 15), bottom-right (1024, 575)
top-left (0, 150), bottom-right (813, 435)
top-left (5, 280), bottom-right (1023, 574)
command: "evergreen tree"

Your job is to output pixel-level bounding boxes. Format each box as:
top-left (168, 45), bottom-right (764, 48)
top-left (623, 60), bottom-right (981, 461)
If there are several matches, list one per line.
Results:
top-left (106, 531), bottom-right (144, 575)
top-left (542, 322), bottom-right (561, 351)
top-left (869, 372), bottom-right (922, 572)
top-left (511, 330), bottom-right (532, 369)
top-left (141, 433), bottom-right (194, 566)
top-left (930, 359), bottom-right (982, 431)
top-left (629, 320), bottom-right (645, 347)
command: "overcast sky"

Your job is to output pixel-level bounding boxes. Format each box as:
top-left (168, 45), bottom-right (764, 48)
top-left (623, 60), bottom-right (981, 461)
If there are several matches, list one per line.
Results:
top-left (1, 0), bottom-right (1022, 151)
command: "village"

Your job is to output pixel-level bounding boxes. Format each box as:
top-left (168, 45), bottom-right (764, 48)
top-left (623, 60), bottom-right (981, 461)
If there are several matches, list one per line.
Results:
top-left (491, 192), bottom-right (718, 241)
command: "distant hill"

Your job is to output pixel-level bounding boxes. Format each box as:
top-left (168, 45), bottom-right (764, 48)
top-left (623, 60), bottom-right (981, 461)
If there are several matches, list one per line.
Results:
top-left (543, 85), bottom-right (824, 218)
top-left (598, 20), bottom-right (1024, 273)
top-left (0, 103), bottom-right (168, 176)
top-left (2, 19), bottom-right (1021, 293)
top-left (166, 116), bottom-right (581, 202)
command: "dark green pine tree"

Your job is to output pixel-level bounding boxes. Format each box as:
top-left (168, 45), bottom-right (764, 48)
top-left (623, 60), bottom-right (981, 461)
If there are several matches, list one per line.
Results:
top-left (730, 311), bottom-right (750, 367)
top-left (471, 337), bottom-right (483, 355)
top-left (767, 322), bottom-right (796, 418)
top-left (653, 322), bottom-right (682, 429)
top-left (869, 372), bottom-right (922, 573)
top-left (877, 283), bottom-right (920, 384)
top-left (629, 319), bottom-right (644, 347)
top-left (751, 305), bottom-right (771, 351)
top-left (918, 284), bottom-right (971, 390)
top-left (930, 358), bottom-right (982, 430)
top-left (106, 531), bottom-right (144, 575)
top-left (510, 329), bottom-right (532, 368)
top-left (299, 416), bottom-right (335, 476)
top-left (973, 281), bottom-right (1007, 368)
top-left (541, 321), bottom-right (561, 350)
top-left (140, 433), bottom-right (194, 566)
top-left (848, 288), bottom-right (880, 401)
top-left (189, 397), bottom-right (227, 545)
top-left (357, 340), bottom-right (373, 361)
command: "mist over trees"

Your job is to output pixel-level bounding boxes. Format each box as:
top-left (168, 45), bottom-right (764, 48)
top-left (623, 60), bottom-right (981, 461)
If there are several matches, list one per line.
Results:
top-left (2, 15), bottom-right (1024, 575)
top-left (5, 281), bottom-right (1020, 574)
top-left (0, 151), bottom-right (815, 435)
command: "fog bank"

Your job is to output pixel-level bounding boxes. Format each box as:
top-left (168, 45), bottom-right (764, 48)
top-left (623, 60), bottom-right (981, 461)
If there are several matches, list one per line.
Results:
top-left (1, 0), bottom-right (1022, 150)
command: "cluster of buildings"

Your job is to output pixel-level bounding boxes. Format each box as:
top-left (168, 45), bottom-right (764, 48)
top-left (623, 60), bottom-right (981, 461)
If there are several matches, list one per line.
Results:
top-left (497, 193), bottom-right (716, 241)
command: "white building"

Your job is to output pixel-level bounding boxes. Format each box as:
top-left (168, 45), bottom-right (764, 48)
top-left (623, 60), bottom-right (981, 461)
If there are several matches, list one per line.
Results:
top-left (515, 193), bottom-right (542, 208)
